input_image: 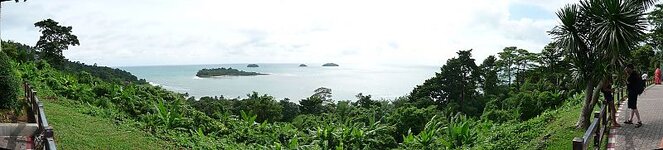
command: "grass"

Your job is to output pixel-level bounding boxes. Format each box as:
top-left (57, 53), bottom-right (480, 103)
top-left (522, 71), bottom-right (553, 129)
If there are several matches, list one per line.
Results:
top-left (42, 99), bottom-right (173, 149)
top-left (524, 96), bottom-right (623, 149)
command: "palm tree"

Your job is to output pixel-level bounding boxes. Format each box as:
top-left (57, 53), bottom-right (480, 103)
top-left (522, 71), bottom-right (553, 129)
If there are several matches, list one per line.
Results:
top-left (550, 0), bottom-right (654, 128)
top-left (0, 0), bottom-right (26, 52)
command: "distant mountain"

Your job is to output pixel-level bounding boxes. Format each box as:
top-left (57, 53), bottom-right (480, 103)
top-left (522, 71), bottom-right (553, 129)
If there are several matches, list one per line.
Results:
top-left (247, 64), bottom-right (259, 67)
top-left (322, 63), bottom-right (339, 67)
top-left (299, 64), bottom-right (308, 67)
top-left (196, 67), bottom-right (267, 77)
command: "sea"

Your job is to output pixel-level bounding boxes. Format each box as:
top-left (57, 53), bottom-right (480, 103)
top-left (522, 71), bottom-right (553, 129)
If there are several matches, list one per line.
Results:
top-left (120, 63), bottom-right (439, 101)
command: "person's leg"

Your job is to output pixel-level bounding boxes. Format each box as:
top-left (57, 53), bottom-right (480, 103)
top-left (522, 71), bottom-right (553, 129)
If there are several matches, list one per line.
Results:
top-left (635, 109), bottom-right (641, 122)
top-left (609, 103), bottom-right (620, 126)
top-left (629, 109), bottom-right (635, 121)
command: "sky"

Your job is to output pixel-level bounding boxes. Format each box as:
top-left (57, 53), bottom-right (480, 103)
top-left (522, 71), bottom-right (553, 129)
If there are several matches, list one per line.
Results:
top-left (1, 0), bottom-right (575, 67)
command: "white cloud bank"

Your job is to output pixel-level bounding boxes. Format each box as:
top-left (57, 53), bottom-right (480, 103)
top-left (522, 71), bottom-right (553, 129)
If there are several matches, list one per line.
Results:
top-left (1, 0), bottom-right (575, 67)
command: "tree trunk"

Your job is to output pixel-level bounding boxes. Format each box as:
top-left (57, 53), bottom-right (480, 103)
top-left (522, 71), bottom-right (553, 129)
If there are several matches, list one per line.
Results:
top-left (576, 79), bottom-right (596, 129)
top-left (589, 78), bottom-right (607, 111)
top-left (575, 77), bottom-right (607, 129)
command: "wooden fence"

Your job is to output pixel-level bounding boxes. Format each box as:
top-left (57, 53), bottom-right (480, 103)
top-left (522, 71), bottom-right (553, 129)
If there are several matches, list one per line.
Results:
top-left (23, 83), bottom-right (56, 150)
top-left (572, 78), bottom-right (654, 150)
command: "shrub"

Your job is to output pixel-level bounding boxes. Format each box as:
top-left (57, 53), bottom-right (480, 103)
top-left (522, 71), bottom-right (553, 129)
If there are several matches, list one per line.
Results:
top-left (0, 51), bottom-right (20, 109)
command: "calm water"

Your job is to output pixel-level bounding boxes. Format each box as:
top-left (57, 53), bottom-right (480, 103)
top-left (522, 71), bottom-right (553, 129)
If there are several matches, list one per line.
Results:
top-left (120, 64), bottom-right (439, 101)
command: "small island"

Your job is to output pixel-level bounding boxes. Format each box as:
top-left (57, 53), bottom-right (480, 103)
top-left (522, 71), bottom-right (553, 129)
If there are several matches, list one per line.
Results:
top-left (247, 64), bottom-right (259, 67)
top-left (196, 67), bottom-right (267, 77)
top-left (322, 63), bottom-right (339, 67)
top-left (299, 64), bottom-right (307, 67)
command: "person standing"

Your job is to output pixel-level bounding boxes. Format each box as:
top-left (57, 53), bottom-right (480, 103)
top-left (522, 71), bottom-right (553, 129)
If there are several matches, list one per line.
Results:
top-left (656, 68), bottom-right (661, 85)
top-left (601, 77), bottom-right (620, 127)
top-left (642, 73), bottom-right (649, 95)
top-left (624, 64), bottom-right (643, 128)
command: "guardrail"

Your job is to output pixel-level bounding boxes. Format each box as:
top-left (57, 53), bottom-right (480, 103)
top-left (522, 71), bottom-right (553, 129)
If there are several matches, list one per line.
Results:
top-left (572, 78), bottom-right (654, 150)
top-left (23, 83), bottom-right (56, 150)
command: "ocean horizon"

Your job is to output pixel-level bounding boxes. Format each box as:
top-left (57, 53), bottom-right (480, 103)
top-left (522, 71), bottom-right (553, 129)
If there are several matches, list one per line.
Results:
top-left (120, 63), bottom-right (439, 101)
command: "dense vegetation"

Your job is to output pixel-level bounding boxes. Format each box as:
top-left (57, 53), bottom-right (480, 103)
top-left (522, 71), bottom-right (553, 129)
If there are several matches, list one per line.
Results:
top-left (196, 67), bottom-right (267, 77)
top-left (0, 51), bottom-right (20, 110)
top-left (1, 0), bottom-right (663, 149)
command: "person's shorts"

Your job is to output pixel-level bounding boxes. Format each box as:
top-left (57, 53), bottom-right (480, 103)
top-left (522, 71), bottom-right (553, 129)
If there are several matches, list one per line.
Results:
top-left (628, 93), bottom-right (638, 109)
top-left (604, 92), bottom-right (614, 103)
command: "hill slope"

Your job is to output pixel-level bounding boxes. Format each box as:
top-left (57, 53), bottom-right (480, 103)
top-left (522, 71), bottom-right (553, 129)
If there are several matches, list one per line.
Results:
top-left (43, 99), bottom-right (174, 149)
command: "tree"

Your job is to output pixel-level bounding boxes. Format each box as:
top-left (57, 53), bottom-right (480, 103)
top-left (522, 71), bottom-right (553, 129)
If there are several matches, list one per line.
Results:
top-left (353, 93), bottom-right (380, 108)
top-left (236, 92), bottom-right (282, 123)
top-left (279, 99), bottom-right (300, 122)
top-left (479, 55), bottom-right (500, 97)
top-left (631, 44), bottom-right (656, 74)
top-left (34, 19), bottom-right (80, 68)
top-left (497, 47), bottom-right (518, 86)
top-left (2, 40), bottom-right (34, 62)
top-left (410, 50), bottom-right (483, 116)
top-left (538, 43), bottom-right (569, 89)
top-left (550, 0), bottom-right (653, 128)
top-left (299, 87), bottom-right (332, 115)
top-left (312, 87), bottom-right (333, 103)
top-left (0, 51), bottom-right (19, 109)
top-left (647, 4), bottom-right (663, 51)
top-left (513, 48), bottom-right (539, 88)
top-left (299, 96), bottom-right (323, 115)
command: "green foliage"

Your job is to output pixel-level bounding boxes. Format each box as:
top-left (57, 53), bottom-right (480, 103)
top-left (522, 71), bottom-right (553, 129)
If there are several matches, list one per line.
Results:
top-left (631, 45), bottom-right (656, 74)
top-left (236, 92), bottom-right (283, 123)
top-left (0, 51), bottom-right (20, 109)
top-left (410, 50), bottom-right (484, 116)
top-left (353, 93), bottom-right (380, 108)
top-left (64, 61), bottom-right (145, 84)
top-left (400, 115), bottom-right (478, 149)
top-left (480, 55), bottom-right (500, 97)
top-left (279, 99), bottom-right (300, 122)
top-left (386, 106), bottom-right (437, 142)
top-left (300, 95), bottom-right (325, 115)
top-left (2, 40), bottom-right (35, 63)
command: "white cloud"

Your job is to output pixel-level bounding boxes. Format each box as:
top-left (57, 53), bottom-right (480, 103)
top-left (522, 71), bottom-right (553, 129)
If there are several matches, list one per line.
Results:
top-left (1, 0), bottom-right (576, 66)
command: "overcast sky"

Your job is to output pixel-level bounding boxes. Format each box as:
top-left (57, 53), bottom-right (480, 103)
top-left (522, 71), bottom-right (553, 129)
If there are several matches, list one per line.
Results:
top-left (1, 0), bottom-right (575, 67)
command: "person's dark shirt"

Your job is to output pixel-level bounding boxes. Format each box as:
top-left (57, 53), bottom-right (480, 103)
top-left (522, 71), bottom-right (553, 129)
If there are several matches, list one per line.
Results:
top-left (627, 71), bottom-right (640, 94)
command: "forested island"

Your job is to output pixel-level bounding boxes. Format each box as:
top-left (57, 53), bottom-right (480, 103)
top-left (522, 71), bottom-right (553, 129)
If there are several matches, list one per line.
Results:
top-left (247, 64), bottom-right (259, 67)
top-left (299, 64), bottom-right (307, 67)
top-left (322, 63), bottom-right (339, 67)
top-left (196, 67), bottom-right (267, 77)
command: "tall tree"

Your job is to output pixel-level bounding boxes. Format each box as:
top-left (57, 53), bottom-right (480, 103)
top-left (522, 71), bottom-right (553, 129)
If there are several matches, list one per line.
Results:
top-left (34, 19), bottom-right (79, 68)
top-left (631, 44), bottom-right (656, 74)
top-left (497, 47), bottom-right (518, 86)
top-left (410, 50), bottom-right (482, 116)
top-left (513, 48), bottom-right (539, 88)
top-left (647, 4), bottom-right (663, 51)
top-left (550, 0), bottom-right (653, 128)
top-left (480, 55), bottom-right (499, 97)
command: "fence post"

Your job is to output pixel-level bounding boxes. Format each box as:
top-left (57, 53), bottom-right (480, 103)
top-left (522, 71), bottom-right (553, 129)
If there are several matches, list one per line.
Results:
top-left (573, 137), bottom-right (584, 150)
top-left (26, 84), bottom-right (36, 123)
top-left (593, 111), bottom-right (600, 148)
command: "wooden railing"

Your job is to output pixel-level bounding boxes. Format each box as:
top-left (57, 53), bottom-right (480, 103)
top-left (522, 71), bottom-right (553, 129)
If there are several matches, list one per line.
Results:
top-left (572, 78), bottom-right (654, 150)
top-left (23, 83), bottom-right (56, 150)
